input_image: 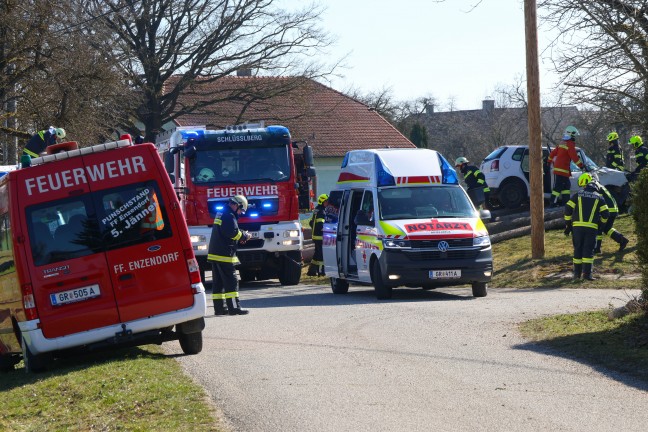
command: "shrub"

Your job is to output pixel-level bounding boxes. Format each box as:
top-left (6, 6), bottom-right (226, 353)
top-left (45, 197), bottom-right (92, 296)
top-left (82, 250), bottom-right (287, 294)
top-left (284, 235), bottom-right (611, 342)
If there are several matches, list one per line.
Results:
top-left (630, 169), bottom-right (648, 302)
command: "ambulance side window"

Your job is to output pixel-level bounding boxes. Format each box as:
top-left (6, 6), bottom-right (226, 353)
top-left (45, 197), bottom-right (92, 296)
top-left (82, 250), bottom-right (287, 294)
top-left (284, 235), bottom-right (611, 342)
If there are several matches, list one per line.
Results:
top-left (354, 191), bottom-right (374, 226)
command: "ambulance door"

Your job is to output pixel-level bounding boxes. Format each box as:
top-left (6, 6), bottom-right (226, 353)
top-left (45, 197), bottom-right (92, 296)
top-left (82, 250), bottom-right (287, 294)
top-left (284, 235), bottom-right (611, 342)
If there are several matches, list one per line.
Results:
top-left (337, 190), bottom-right (364, 277)
top-left (20, 159), bottom-right (120, 339)
top-left (354, 190), bottom-right (376, 281)
top-left (83, 145), bottom-right (193, 323)
top-left (322, 190), bottom-right (341, 275)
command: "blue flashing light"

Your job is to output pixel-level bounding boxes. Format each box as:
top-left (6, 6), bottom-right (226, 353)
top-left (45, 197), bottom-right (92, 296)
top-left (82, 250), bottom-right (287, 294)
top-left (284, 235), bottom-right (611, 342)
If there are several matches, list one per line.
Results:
top-left (215, 205), bottom-right (225, 211)
top-left (375, 154), bottom-right (395, 187)
top-left (262, 202), bottom-right (272, 208)
top-left (341, 153), bottom-right (350, 168)
top-left (248, 212), bottom-right (260, 218)
top-left (181, 130), bottom-right (204, 140)
top-left (438, 153), bottom-right (459, 184)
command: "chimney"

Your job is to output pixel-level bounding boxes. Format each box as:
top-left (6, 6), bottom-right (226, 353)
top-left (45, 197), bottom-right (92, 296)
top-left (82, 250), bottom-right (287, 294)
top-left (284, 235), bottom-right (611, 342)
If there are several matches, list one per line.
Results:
top-left (482, 98), bottom-right (495, 113)
top-left (425, 104), bottom-right (435, 116)
top-left (236, 69), bottom-right (252, 77)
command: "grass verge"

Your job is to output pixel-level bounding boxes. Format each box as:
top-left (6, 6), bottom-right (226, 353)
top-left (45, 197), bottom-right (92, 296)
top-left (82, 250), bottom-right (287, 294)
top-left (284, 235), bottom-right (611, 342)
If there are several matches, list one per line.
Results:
top-left (0, 345), bottom-right (223, 432)
top-left (519, 310), bottom-right (648, 381)
top-left (492, 214), bottom-right (641, 289)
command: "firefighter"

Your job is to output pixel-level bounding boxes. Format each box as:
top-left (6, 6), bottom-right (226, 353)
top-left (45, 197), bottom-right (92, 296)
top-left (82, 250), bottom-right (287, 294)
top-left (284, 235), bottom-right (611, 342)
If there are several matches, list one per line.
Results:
top-left (207, 195), bottom-right (252, 315)
top-left (23, 126), bottom-right (66, 158)
top-left (454, 157), bottom-right (490, 209)
top-left (628, 135), bottom-right (648, 180)
top-left (548, 126), bottom-right (584, 207)
top-left (307, 193), bottom-right (328, 276)
top-left (605, 131), bottom-right (624, 171)
top-left (564, 173), bottom-right (609, 281)
top-left (592, 180), bottom-right (629, 253)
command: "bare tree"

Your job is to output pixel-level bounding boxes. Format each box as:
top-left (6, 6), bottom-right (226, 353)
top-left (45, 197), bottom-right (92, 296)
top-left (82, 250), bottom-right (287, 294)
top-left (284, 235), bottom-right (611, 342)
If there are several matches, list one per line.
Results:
top-left (82, 0), bottom-right (335, 141)
top-left (539, 0), bottom-right (648, 135)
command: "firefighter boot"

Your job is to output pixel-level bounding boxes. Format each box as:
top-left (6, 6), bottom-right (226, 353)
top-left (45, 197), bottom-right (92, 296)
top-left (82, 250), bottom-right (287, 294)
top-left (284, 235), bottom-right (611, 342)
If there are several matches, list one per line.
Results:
top-left (572, 264), bottom-right (582, 281)
top-left (582, 263), bottom-right (595, 281)
top-left (213, 299), bottom-right (228, 316)
top-left (611, 231), bottom-right (629, 252)
top-left (227, 297), bottom-right (249, 315)
top-left (593, 240), bottom-right (602, 254)
top-left (307, 264), bottom-right (318, 276)
top-left (318, 265), bottom-right (326, 277)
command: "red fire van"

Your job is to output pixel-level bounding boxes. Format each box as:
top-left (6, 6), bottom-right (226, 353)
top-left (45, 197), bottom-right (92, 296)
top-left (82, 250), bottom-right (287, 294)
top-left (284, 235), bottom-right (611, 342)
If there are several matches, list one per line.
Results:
top-left (0, 138), bottom-right (206, 372)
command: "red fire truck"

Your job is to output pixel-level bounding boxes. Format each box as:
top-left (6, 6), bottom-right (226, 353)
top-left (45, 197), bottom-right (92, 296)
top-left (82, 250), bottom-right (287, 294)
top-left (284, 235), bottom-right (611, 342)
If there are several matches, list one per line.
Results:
top-left (0, 138), bottom-right (206, 372)
top-left (156, 124), bottom-right (315, 285)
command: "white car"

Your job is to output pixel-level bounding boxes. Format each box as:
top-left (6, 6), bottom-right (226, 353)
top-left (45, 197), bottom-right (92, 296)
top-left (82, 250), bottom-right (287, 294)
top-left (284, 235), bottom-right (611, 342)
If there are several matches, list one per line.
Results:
top-left (479, 145), bottom-right (629, 209)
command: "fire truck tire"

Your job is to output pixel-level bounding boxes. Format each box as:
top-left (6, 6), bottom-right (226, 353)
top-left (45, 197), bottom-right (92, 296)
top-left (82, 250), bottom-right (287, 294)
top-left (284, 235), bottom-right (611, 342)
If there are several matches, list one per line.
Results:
top-left (371, 261), bottom-right (392, 300)
top-left (330, 277), bottom-right (349, 294)
top-left (179, 331), bottom-right (203, 355)
top-left (22, 338), bottom-right (48, 373)
top-left (279, 252), bottom-right (302, 286)
top-left (471, 282), bottom-right (488, 298)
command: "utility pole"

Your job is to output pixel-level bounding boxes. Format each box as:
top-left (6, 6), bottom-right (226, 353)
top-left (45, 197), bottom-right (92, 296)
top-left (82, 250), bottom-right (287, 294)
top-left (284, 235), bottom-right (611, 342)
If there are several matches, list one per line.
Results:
top-left (524, 0), bottom-right (545, 258)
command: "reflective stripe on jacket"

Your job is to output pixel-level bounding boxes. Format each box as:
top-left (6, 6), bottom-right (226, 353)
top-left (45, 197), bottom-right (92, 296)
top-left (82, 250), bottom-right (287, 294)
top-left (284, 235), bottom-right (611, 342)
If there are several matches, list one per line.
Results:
top-left (564, 185), bottom-right (609, 230)
top-left (461, 165), bottom-right (490, 192)
top-left (606, 143), bottom-right (624, 170)
top-left (548, 140), bottom-right (582, 177)
top-left (207, 206), bottom-right (243, 264)
top-left (309, 205), bottom-right (326, 241)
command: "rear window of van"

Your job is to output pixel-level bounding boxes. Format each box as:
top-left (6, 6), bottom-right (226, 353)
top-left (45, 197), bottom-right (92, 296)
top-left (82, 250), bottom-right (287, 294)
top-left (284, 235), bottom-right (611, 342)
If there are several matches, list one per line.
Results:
top-left (27, 181), bottom-right (172, 266)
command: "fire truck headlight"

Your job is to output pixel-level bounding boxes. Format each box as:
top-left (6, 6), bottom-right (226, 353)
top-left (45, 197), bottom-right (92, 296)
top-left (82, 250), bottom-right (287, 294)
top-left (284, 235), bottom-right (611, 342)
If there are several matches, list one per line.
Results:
top-left (284, 230), bottom-right (300, 238)
top-left (194, 244), bottom-right (208, 251)
top-left (282, 239), bottom-right (300, 246)
top-left (190, 235), bottom-right (207, 243)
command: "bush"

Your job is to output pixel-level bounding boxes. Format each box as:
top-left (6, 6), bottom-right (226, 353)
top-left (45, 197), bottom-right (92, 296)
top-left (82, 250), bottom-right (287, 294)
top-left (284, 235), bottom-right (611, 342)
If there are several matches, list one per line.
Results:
top-left (630, 169), bottom-right (648, 302)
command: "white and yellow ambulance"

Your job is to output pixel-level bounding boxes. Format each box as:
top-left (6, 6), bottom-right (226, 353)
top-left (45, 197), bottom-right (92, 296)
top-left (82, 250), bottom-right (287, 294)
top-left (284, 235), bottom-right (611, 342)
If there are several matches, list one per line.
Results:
top-left (322, 148), bottom-right (493, 300)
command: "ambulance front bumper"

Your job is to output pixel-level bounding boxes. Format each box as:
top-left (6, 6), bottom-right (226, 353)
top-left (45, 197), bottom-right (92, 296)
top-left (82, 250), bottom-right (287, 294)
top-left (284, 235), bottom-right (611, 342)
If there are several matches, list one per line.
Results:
top-left (379, 246), bottom-right (493, 286)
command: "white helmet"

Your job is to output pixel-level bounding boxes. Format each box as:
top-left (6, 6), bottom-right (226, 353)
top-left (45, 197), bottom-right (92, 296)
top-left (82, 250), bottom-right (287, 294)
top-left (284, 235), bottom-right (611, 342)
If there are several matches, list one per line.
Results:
top-left (230, 195), bottom-right (248, 212)
top-left (55, 128), bottom-right (66, 139)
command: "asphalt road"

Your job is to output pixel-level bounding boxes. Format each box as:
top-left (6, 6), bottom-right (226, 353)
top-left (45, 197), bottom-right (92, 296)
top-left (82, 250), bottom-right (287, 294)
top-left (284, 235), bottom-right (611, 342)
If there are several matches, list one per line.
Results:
top-left (165, 282), bottom-right (647, 432)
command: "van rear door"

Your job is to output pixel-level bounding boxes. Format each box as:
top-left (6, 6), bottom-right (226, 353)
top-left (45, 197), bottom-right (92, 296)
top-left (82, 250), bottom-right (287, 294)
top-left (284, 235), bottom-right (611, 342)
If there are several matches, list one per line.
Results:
top-left (19, 156), bottom-right (120, 338)
top-left (82, 145), bottom-right (193, 323)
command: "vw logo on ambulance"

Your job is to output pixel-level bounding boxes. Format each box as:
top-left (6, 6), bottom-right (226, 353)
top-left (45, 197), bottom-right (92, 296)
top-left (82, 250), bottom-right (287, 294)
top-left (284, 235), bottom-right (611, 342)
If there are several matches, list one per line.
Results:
top-left (437, 241), bottom-right (450, 252)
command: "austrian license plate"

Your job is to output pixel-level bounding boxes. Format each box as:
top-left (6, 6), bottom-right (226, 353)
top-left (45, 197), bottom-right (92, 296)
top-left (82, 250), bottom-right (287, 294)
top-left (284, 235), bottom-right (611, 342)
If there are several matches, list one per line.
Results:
top-left (429, 269), bottom-right (461, 279)
top-left (50, 284), bottom-right (101, 306)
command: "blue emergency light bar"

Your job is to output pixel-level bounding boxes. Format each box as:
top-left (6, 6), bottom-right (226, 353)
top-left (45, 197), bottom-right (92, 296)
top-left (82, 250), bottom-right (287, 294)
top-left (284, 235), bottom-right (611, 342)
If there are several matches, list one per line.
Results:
top-left (207, 197), bottom-right (279, 218)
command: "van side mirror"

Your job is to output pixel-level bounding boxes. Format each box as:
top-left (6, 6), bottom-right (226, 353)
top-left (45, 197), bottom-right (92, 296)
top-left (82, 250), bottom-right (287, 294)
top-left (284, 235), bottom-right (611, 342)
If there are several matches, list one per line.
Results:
top-left (479, 209), bottom-right (491, 221)
top-left (303, 145), bottom-right (314, 167)
top-left (164, 152), bottom-right (174, 174)
top-left (168, 174), bottom-right (176, 184)
top-left (306, 167), bottom-right (316, 177)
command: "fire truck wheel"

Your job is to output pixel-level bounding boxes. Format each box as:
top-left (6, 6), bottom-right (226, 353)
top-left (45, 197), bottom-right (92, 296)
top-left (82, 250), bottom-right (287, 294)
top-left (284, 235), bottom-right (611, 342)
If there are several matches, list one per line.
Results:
top-left (330, 277), bottom-right (349, 294)
top-left (471, 282), bottom-right (488, 298)
top-left (22, 338), bottom-right (48, 373)
top-left (278, 252), bottom-right (302, 286)
top-left (371, 261), bottom-right (392, 300)
top-left (179, 331), bottom-right (203, 355)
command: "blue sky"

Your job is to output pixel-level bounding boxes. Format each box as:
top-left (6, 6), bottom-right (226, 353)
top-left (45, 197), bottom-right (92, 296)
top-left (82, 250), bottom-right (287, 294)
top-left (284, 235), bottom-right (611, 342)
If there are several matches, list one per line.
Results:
top-left (285, 0), bottom-right (558, 111)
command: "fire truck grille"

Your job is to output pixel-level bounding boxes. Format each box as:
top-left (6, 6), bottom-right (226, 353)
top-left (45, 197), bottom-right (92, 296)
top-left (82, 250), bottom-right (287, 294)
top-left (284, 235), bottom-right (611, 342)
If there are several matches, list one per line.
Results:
top-left (238, 239), bottom-right (265, 249)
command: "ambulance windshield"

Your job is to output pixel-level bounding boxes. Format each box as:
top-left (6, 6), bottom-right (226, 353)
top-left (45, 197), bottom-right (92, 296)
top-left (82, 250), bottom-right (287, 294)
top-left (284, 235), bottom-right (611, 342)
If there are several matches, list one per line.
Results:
top-left (189, 146), bottom-right (290, 184)
top-left (378, 186), bottom-right (475, 220)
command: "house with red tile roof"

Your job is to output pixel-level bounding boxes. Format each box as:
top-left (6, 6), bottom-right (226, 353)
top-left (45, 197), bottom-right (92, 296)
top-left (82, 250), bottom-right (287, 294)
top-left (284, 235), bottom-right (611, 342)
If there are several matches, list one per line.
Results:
top-left (165, 75), bottom-right (415, 195)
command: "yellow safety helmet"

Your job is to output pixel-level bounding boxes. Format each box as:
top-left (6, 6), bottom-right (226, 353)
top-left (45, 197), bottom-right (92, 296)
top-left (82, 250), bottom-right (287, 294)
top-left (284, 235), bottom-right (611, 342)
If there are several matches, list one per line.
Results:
top-left (230, 194), bottom-right (248, 212)
top-left (629, 135), bottom-right (643, 147)
top-left (317, 194), bottom-right (329, 205)
top-left (606, 131), bottom-right (618, 142)
top-left (578, 172), bottom-right (592, 187)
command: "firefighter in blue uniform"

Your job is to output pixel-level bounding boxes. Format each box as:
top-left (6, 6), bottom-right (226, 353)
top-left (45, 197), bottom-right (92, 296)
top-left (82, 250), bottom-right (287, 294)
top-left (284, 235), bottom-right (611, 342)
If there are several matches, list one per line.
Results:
top-left (23, 126), bottom-right (66, 158)
top-left (208, 195), bottom-right (252, 315)
top-left (605, 131), bottom-right (624, 170)
top-left (455, 157), bottom-right (490, 209)
top-left (307, 193), bottom-right (328, 276)
top-left (593, 181), bottom-right (629, 253)
top-left (564, 173), bottom-right (609, 281)
top-left (628, 135), bottom-right (648, 181)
